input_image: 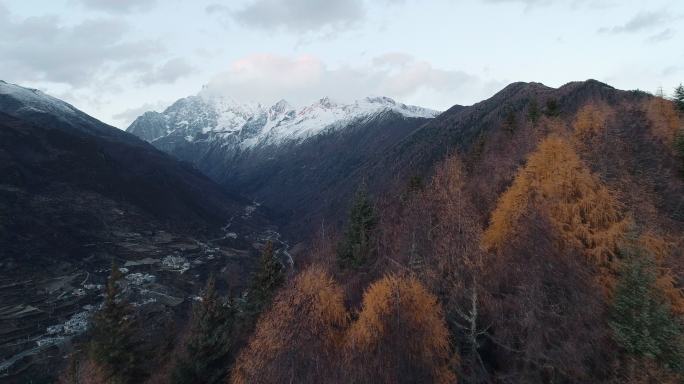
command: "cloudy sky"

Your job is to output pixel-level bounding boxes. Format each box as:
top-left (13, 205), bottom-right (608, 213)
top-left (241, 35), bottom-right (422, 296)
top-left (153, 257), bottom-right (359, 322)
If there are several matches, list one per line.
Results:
top-left (1, 0), bottom-right (682, 128)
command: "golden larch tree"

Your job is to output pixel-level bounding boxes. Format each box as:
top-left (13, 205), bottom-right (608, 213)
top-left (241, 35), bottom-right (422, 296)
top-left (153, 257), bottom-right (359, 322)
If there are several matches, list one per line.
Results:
top-left (573, 102), bottom-right (614, 142)
top-left (482, 136), bottom-right (629, 273)
top-left (644, 97), bottom-right (682, 149)
top-left (427, 155), bottom-right (484, 282)
top-left (230, 265), bottom-right (348, 384)
top-left (345, 274), bottom-right (456, 384)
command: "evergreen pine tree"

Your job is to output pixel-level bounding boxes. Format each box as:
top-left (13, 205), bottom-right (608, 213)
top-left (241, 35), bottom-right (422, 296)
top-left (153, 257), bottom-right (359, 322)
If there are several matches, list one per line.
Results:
top-left (88, 263), bottom-right (143, 384)
top-left (246, 241), bottom-right (284, 315)
top-left (172, 276), bottom-right (237, 384)
top-left (544, 98), bottom-right (560, 116)
top-left (609, 245), bottom-right (684, 374)
top-left (676, 129), bottom-right (684, 161)
top-left (675, 84), bottom-right (684, 112)
top-left (675, 84), bottom-right (684, 165)
top-left (504, 110), bottom-right (517, 132)
top-left (527, 99), bottom-right (540, 124)
top-left (337, 186), bottom-right (377, 269)
top-left (400, 175), bottom-right (424, 203)
top-left (406, 175), bottom-right (424, 194)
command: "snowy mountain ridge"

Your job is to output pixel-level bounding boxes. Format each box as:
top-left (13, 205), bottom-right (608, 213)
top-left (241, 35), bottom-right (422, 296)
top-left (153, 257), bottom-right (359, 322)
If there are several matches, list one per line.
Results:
top-left (0, 80), bottom-right (136, 140)
top-left (127, 92), bottom-right (440, 148)
top-left (0, 80), bottom-right (81, 120)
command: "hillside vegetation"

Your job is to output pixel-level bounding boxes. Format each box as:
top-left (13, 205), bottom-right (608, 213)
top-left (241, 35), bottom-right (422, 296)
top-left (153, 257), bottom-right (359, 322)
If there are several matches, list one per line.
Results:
top-left (62, 82), bottom-right (684, 384)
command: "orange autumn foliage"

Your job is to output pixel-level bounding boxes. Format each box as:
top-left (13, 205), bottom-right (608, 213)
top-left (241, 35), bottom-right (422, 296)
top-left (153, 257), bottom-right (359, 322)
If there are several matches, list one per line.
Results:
top-left (427, 156), bottom-right (484, 279)
top-left (346, 274), bottom-right (456, 384)
top-left (643, 97), bottom-right (682, 148)
top-left (638, 232), bottom-right (684, 316)
top-left (230, 265), bottom-right (348, 384)
top-left (573, 102), bottom-right (614, 142)
top-left (482, 136), bottom-right (629, 270)
top-left (231, 268), bottom-right (458, 383)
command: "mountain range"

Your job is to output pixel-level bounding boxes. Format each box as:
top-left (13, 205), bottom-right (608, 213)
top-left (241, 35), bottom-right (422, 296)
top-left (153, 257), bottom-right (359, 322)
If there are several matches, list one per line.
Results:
top-left (124, 79), bottom-right (653, 237)
top-left (126, 93), bottom-right (439, 234)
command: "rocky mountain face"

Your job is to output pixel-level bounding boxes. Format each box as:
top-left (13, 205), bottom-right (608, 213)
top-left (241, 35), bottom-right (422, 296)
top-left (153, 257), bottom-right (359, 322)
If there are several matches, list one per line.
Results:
top-left (127, 93), bottom-right (439, 235)
top-left (0, 81), bottom-right (283, 381)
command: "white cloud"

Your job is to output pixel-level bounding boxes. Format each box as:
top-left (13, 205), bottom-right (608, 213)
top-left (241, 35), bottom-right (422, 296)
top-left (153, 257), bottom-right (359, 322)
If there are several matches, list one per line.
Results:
top-left (77, 0), bottom-right (157, 14)
top-left (599, 10), bottom-right (675, 34)
top-left (483, 0), bottom-right (549, 4)
top-left (3, 0), bottom-right (680, 129)
top-left (208, 0), bottom-right (365, 34)
top-left (0, 10), bottom-right (164, 87)
top-left (113, 99), bottom-right (172, 126)
top-left (647, 28), bottom-right (675, 43)
top-left (482, 0), bottom-right (613, 9)
top-left (372, 52), bottom-right (415, 67)
top-left (202, 53), bottom-right (502, 110)
top-left (138, 58), bottom-right (195, 85)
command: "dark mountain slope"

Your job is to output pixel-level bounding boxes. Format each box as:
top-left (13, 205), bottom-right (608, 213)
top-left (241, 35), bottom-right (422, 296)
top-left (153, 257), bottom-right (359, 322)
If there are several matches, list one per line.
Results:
top-left (0, 82), bottom-right (276, 381)
top-left (126, 99), bottom-right (435, 237)
top-left (342, 81), bottom-right (643, 212)
top-left (0, 112), bottom-right (238, 260)
top-left (200, 111), bottom-right (433, 231)
top-left (0, 82), bottom-right (250, 231)
top-left (361, 80), bottom-right (630, 187)
top-left (356, 79), bottom-right (684, 248)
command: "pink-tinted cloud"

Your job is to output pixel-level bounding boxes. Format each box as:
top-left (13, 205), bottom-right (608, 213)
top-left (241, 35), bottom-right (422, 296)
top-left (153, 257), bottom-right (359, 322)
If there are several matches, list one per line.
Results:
top-left (202, 53), bottom-right (503, 110)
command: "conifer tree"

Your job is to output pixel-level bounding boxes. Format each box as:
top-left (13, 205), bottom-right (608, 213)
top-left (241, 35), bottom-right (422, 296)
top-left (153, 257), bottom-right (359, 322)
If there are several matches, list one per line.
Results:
top-left (337, 186), bottom-right (377, 268)
top-left (675, 128), bottom-right (684, 164)
top-left (231, 266), bottom-right (348, 384)
top-left (643, 95), bottom-right (683, 149)
top-left (639, 233), bottom-right (684, 315)
top-left (675, 84), bottom-right (684, 112)
top-left (399, 175), bottom-right (424, 204)
top-left (482, 137), bottom-right (628, 273)
top-left (545, 98), bottom-right (560, 116)
top-left (573, 103), bottom-right (612, 141)
top-left (406, 175), bottom-right (424, 195)
top-left (610, 245), bottom-right (684, 375)
top-left (246, 241), bottom-right (284, 315)
top-left (504, 110), bottom-right (517, 132)
top-left (88, 263), bottom-right (143, 384)
top-left (527, 99), bottom-right (540, 124)
top-left (172, 276), bottom-right (237, 384)
top-left (346, 274), bottom-right (456, 383)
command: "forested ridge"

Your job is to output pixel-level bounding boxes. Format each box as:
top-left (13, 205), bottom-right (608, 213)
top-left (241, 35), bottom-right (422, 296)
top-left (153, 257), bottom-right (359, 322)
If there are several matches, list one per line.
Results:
top-left (60, 82), bottom-right (684, 384)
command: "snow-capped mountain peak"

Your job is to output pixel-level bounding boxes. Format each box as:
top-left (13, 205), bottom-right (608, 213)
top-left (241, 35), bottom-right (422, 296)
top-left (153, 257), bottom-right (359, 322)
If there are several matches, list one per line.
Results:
top-left (358, 96), bottom-right (439, 118)
top-left (316, 96), bottom-right (336, 109)
top-left (271, 99), bottom-right (292, 113)
top-left (127, 92), bottom-right (440, 148)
